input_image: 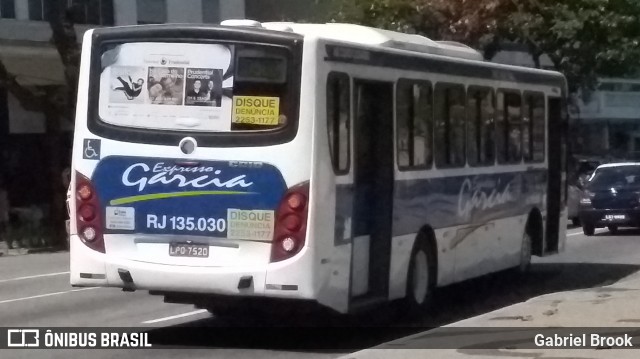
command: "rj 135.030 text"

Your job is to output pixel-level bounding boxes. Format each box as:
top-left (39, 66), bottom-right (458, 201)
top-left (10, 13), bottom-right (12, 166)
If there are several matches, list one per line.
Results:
top-left (147, 214), bottom-right (226, 232)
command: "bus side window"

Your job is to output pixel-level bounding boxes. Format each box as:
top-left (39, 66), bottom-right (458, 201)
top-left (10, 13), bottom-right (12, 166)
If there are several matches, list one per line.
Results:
top-left (522, 94), bottom-right (533, 161)
top-left (531, 93), bottom-right (546, 162)
top-left (523, 92), bottom-right (545, 163)
top-left (435, 83), bottom-right (465, 168)
top-left (396, 79), bottom-right (432, 170)
top-left (497, 90), bottom-right (522, 164)
top-left (327, 72), bottom-right (350, 174)
top-left (467, 87), bottom-right (495, 166)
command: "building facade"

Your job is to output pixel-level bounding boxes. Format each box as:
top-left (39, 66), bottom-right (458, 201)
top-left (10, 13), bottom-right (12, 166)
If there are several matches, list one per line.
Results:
top-left (569, 79), bottom-right (640, 159)
top-left (244, 0), bottom-right (333, 22)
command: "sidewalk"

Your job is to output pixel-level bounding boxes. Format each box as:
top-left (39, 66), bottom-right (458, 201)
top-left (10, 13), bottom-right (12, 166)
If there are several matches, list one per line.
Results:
top-left (0, 242), bottom-right (63, 256)
top-left (0, 247), bottom-right (30, 256)
top-left (341, 271), bottom-right (640, 359)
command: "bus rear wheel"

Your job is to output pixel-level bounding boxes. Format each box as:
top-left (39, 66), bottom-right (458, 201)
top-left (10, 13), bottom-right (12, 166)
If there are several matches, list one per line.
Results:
top-left (400, 237), bottom-right (435, 317)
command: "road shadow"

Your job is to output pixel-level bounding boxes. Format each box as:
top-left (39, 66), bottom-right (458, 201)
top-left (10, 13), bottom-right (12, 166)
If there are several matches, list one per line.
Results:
top-left (144, 304), bottom-right (419, 353)
top-left (144, 262), bottom-right (640, 353)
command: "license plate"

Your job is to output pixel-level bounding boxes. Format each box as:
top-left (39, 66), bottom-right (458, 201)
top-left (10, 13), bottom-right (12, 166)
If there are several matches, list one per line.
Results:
top-left (169, 243), bottom-right (209, 258)
top-left (604, 214), bottom-right (626, 221)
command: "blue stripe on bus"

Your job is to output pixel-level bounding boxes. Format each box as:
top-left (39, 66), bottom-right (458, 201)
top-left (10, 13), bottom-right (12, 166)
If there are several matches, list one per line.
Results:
top-left (334, 169), bottom-right (547, 246)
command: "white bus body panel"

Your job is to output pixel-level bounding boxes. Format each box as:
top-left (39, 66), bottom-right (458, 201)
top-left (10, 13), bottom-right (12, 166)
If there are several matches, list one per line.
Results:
top-left (307, 36), bottom-right (351, 313)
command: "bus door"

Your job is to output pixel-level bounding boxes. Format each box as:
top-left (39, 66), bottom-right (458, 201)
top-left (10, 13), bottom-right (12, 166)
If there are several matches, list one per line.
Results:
top-left (543, 96), bottom-right (567, 255)
top-left (349, 79), bottom-right (394, 307)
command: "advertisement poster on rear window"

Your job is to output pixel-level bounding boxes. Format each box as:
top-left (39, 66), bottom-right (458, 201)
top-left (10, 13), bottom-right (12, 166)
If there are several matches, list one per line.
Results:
top-left (99, 42), bottom-right (234, 132)
top-left (109, 66), bottom-right (147, 104)
top-left (184, 68), bottom-right (223, 107)
top-left (147, 67), bottom-right (185, 105)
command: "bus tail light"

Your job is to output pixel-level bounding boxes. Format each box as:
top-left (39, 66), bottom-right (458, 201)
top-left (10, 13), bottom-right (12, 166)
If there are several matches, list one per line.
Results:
top-left (77, 184), bottom-right (93, 200)
top-left (79, 204), bottom-right (96, 222)
top-left (281, 236), bottom-right (297, 252)
top-left (75, 172), bottom-right (105, 253)
top-left (286, 193), bottom-right (306, 211)
top-left (81, 226), bottom-right (98, 242)
top-left (271, 181), bottom-right (309, 263)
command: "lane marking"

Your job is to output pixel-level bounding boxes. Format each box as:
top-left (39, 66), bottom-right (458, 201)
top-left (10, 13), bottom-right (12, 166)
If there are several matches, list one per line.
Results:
top-left (0, 287), bottom-right (99, 305)
top-left (0, 271), bottom-right (70, 284)
top-left (567, 228), bottom-right (607, 237)
top-left (142, 309), bottom-right (209, 324)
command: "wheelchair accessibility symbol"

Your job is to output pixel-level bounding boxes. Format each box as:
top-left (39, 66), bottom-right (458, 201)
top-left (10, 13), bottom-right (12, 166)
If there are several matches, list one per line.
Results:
top-left (83, 139), bottom-right (101, 160)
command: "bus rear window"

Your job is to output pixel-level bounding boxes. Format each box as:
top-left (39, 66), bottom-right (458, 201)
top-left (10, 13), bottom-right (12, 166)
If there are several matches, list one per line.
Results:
top-left (98, 41), bottom-right (293, 133)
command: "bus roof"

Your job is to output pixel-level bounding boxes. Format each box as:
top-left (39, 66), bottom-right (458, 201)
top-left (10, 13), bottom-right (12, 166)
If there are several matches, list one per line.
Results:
top-left (261, 22), bottom-right (485, 62)
top-left (213, 20), bottom-right (562, 79)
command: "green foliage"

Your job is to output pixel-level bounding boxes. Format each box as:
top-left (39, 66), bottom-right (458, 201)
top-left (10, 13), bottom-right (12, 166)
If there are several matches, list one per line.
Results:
top-left (334, 0), bottom-right (507, 54)
top-left (503, 0), bottom-right (640, 92)
top-left (336, 0), bottom-right (640, 93)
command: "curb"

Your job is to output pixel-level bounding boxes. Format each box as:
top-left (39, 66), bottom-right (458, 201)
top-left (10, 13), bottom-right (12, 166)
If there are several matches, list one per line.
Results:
top-left (0, 248), bottom-right (29, 256)
top-left (26, 247), bottom-right (66, 254)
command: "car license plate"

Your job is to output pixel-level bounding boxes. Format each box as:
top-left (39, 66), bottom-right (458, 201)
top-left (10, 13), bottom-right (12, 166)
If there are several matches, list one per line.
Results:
top-left (169, 243), bottom-right (209, 258)
top-left (604, 214), bottom-right (626, 221)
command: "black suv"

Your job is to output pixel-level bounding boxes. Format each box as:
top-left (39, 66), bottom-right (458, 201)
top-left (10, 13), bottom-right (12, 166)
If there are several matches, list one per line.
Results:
top-left (579, 163), bottom-right (640, 235)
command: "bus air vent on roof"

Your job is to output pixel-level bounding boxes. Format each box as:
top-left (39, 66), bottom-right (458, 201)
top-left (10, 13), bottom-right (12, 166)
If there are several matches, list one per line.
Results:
top-left (262, 22), bottom-right (295, 32)
top-left (382, 38), bottom-right (483, 61)
top-left (313, 24), bottom-right (484, 61)
top-left (220, 19), bottom-right (263, 28)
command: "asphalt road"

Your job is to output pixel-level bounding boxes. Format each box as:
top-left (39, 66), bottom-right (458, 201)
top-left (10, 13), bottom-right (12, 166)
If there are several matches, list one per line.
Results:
top-left (1, 226), bottom-right (639, 358)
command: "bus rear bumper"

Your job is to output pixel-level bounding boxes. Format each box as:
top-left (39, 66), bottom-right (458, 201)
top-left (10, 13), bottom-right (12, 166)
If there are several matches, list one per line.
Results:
top-left (69, 235), bottom-right (314, 301)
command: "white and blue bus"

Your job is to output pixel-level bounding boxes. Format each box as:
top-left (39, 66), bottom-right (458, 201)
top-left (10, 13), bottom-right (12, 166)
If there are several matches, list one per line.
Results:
top-left (69, 20), bottom-right (568, 315)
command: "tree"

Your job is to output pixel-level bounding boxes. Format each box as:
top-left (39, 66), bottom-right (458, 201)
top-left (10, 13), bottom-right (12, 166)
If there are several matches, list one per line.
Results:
top-left (502, 0), bottom-right (640, 93)
top-left (336, 0), bottom-right (640, 93)
top-left (0, 0), bottom-right (81, 249)
top-left (332, 0), bottom-right (511, 60)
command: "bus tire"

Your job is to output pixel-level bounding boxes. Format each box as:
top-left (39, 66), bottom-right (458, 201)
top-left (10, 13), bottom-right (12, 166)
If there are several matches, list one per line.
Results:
top-left (400, 235), bottom-right (435, 317)
top-left (506, 215), bottom-right (535, 279)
